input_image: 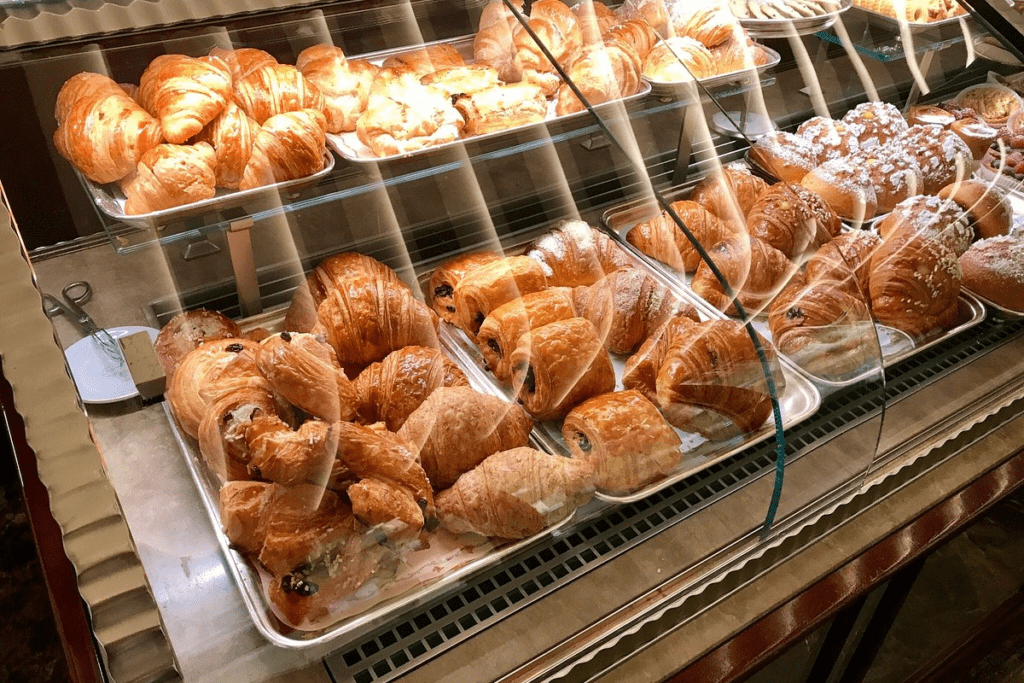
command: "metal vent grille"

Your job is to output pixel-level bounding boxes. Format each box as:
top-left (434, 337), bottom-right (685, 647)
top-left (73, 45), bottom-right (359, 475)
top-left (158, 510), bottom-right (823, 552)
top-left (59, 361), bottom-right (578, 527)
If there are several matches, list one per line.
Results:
top-left (325, 317), bottom-right (1024, 683)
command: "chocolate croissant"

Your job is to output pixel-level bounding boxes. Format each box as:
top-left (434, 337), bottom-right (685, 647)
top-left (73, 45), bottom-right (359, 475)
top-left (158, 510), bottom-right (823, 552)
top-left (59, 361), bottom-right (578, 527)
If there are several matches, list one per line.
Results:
top-left (626, 200), bottom-right (738, 273)
top-left (138, 54), bottom-right (234, 144)
top-left (509, 317), bottom-right (616, 421)
top-left (122, 142), bottom-right (218, 215)
top-left (690, 235), bottom-right (796, 317)
top-left (239, 108), bottom-right (327, 190)
top-left (427, 251), bottom-right (501, 325)
top-left (453, 255), bottom-right (548, 337)
top-left (562, 390), bottom-right (681, 493)
top-left (397, 386), bottom-right (533, 490)
top-left (524, 220), bottom-right (631, 287)
top-left (255, 332), bottom-right (358, 422)
top-left (478, 287), bottom-right (580, 381)
top-left (436, 447), bottom-right (594, 539)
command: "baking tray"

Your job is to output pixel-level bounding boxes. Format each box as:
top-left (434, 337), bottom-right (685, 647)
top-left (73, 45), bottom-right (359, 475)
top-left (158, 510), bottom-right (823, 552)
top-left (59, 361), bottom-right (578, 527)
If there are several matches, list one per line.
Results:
top-left (962, 287), bottom-right (1024, 319)
top-left (82, 152), bottom-right (335, 230)
top-left (738, 0), bottom-right (852, 38)
top-left (645, 45), bottom-right (781, 99)
top-left (416, 222), bottom-right (821, 505)
top-left (849, 3), bottom-right (971, 29)
top-left (601, 191), bottom-right (988, 388)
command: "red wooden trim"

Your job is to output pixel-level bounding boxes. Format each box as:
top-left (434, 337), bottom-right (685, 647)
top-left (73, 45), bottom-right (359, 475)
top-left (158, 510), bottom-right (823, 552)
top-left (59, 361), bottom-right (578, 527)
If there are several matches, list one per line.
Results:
top-left (0, 362), bottom-right (103, 683)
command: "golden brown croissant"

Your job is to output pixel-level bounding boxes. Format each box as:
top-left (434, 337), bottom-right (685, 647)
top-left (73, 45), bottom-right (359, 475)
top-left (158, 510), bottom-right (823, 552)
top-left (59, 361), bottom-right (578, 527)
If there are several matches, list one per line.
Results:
top-left (246, 416), bottom-right (338, 487)
top-left (554, 39), bottom-right (642, 115)
top-left (454, 83), bottom-right (548, 136)
top-left (397, 386), bottom-right (533, 490)
top-left (381, 44), bottom-right (466, 75)
top-left (353, 346), bottom-right (469, 431)
top-left (347, 477), bottom-right (424, 538)
top-left (53, 92), bottom-right (164, 184)
top-left (192, 102), bottom-right (258, 190)
top-left (690, 235), bottom-right (796, 317)
top-left (435, 447), bottom-right (594, 539)
top-left (54, 72), bottom-right (128, 123)
top-left (615, 0), bottom-right (670, 34)
top-left (689, 166), bottom-right (769, 229)
top-left (514, 0), bottom-right (583, 93)
top-left (668, 5), bottom-right (737, 48)
top-left (804, 230), bottom-right (882, 298)
top-left (602, 20), bottom-right (660, 60)
top-left (574, 0), bottom-right (617, 45)
top-left (318, 278), bottom-right (439, 374)
top-left (524, 220), bottom-right (632, 287)
top-left (642, 37), bottom-right (716, 81)
top-left (154, 309), bottom-right (242, 380)
top-left (196, 341), bottom-right (279, 410)
top-left (473, 0), bottom-right (525, 83)
top-left (709, 35), bottom-right (771, 74)
top-left (562, 390), bottom-right (681, 493)
top-left (138, 54), bottom-right (233, 144)
top-left (255, 332), bottom-right (358, 422)
top-left (453, 255), bottom-right (549, 337)
top-left (510, 317), bottom-right (616, 421)
top-left (355, 82), bottom-right (465, 157)
top-left (239, 108), bottom-right (327, 191)
top-left (122, 142), bottom-right (218, 215)
top-left (626, 200), bottom-right (739, 273)
top-left (233, 64), bottom-right (325, 125)
top-left (198, 386), bottom-right (281, 481)
top-left (166, 338), bottom-right (258, 439)
top-left (208, 47), bottom-right (278, 82)
top-left (745, 183), bottom-right (823, 259)
top-left (427, 251), bottom-right (501, 325)
top-left (297, 44), bottom-right (379, 134)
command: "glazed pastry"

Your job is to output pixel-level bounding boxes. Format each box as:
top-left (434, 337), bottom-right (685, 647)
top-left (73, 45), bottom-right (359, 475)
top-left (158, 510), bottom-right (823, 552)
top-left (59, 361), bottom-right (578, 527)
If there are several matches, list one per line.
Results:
top-left (690, 166), bottom-right (769, 226)
top-left (138, 54), bottom-right (233, 144)
top-left (938, 180), bottom-right (1012, 240)
top-left (208, 47), bottom-right (278, 81)
top-left (473, 0), bottom-right (525, 83)
top-left (397, 386), bottom-right (533, 490)
top-left (509, 317), bottom-right (616, 421)
top-left (255, 332), bottom-right (358, 422)
top-left (353, 346), bottom-right (469, 431)
top-left (421, 65), bottom-right (502, 98)
top-left (436, 447), bottom-right (594, 539)
top-left (573, 267), bottom-right (700, 354)
top-left (454, 83), bottom-right (548, 136)
top-left (642, 37), bottom-right (716, 81)
top-left (800, 158), bottom-right (878, 222)
top-left (453, 255), bottom-right (548, 336)
top-left (246, 416), bottom-right (338, 487)
top-left (192, 102), bottom-right (258, 190)
top-left (746, 183), bottom-right (826, 259)
top-left (154, 309), bottom-right (242, 380)
top-left (690, 235), bottom-right (795, 317)
top-left (318, 278), bottom-right (439, 373)
top-left (562, 390), bottom-right (681, 493)
top-left (953, 84), bottom-right (1023, 128)
top-left (233, 64), bottom-right (325, 125)
top-left (514, 0), bottom-right (583, 95)
top-left (477, 287), bottom-right (580, 381)
top-left (876, 195), bottom-right (973, 257)
top-left (123, 142), bottom-right (218, 215)
top-left (869, 231), bottom-right (962, 338)
top-left (238, 108), bottom-right (327, 190)
top-left (381, 43), bottom-right (466, 75)
top-left (427, 251), bottom-right (501, 325)
top-left (554, 39), bottom-right (642, 115)
top-left (197, 386), bottom-right (281, 481)
top-left (959, 235), bottom-right (1024, 312)
top-left (53, 92), bottom-right (163, 184)
top-left (54, 72), bottom-right (128, 124)
top-left (626, 200), bottom-right (739, 273)
top-left (166, 338), bottom-right (258, 439)
top-left (841, 101), bottom-right (908, 151)
top-left (804, 229), bottom-right (882, 297)
top-left (603, 20), bottom-right (659, 60)
top-left (749, 131), bottom-right (819, 183)
top-left (524, 220), bottom-right (631, 287)
top-left (296, 44), bottom-right (379, 134)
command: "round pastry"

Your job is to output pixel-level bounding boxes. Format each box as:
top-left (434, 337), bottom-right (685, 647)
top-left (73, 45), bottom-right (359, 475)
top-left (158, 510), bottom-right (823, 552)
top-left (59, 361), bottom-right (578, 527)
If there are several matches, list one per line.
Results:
top-left (842, 101), bottom-right (908, 151)
top-left (949, 118), bottom-right (998, 161)
top-left (877, 194), bottom-right (973, 256)
top-left (795, 116), bottom-right (862, 164)
top-left (854, 146), bottom-right (923, 214)
top-left (953, 84), bottom-right (1023, 128)
top-left (937, 180), bottom-right (1013, 241)
top-left (896, 124), bottom-right (973, 194)
top-left (799, 158), bottom-right (878, 222)
top-left (958, 235), bottom-right (1024, 312)
top-left (749, 130), bottom-right (818, 183)
top-left (642, 37), bottom-right (716, 81)
top-left (155, 309), bottom-right (243, 380)
top-left (905, 105), bottom-right (956, 128)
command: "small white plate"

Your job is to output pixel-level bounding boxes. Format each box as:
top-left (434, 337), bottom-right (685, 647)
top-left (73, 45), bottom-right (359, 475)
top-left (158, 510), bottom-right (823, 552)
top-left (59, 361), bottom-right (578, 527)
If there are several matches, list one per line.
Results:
top-left (65, 326), bottom-right (159, 404)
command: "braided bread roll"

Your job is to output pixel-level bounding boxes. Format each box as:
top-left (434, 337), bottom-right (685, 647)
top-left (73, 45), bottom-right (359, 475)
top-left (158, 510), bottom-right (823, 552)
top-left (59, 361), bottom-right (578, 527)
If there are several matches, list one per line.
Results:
top-left (524, 220), bottom-right (631, 287)
top-left (691, 236), bottom-right (796, 317)
top-left (436, 447), bottom-right (594, 539)
top-left (626, 200), bottom-right (739, 273)
top-left (296, 44), bottom-right (379, 134)
top-left (208, 47), bottom-right (278, 81)
top-left (353, 346), bottom-right (469, 431)
top-left (54, 72), bottom-right (127, 123)
top-left (53, 92), bottom-right (163, 184)
top-left (239, 108), bottom-right (327, 191)
top-left (193, 102), bottom-right (258, 189)
top-left (478, 287), bottom-right (580, 381)
top-left (233, 63), bottom-right (325, 125)
top-left (554, 39), bottom-right (642, 115)
top-left (138, 54), bottom-right (233, 144)
top-left (122, 142), bottom-right (217, 215)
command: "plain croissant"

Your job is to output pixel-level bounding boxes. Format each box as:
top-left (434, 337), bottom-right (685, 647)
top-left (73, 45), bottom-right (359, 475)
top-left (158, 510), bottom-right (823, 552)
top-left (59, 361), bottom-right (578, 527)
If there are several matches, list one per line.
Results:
top-left (233, 63), bottom-right (326, 125)
top-left (54, 72), bottom-right (128, 124)
top-left (138, 54), bottom-right (234, 144)
top-left (208, 47), bottom-right (278, 81)
top-left (239, 108), bottom-right (327, 191)
top-left (554, 39), bottom-right (642, 115)
top-left (192, 102), bottom-right (258, 189)
top-left (297, 44), bottom-right (379, 134)
top-left (122, 142), bottom-right (218, 215)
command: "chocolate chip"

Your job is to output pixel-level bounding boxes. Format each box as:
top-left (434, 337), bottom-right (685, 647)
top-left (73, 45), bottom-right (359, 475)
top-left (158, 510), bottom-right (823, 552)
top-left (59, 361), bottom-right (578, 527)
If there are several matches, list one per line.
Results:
top-left (425, 516), bottom-right (440, 532)
top-left (523, 365), bottom-right (537, 394)
top-left (280, 331), bottom-right (292, 342)
top-left (486, 338), bottom-right (502, 359)
top-left (786, 307), bottom-right (804, 320)
top-left (576, 432), bottom-right (592, 452)
top-left (417, 498), bottom-right (428, 510)
top-left (226, 343), bottom-right (244, 353)
top-left (474, 311), bottom-right (485, 326)
top-left (434, 284), bottom-right (453, 299)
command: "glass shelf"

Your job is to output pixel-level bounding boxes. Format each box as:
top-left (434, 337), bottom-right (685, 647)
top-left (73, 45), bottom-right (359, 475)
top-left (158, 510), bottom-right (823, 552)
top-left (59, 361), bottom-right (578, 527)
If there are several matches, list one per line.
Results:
top-left (815, 8), bottom-right (973, 62)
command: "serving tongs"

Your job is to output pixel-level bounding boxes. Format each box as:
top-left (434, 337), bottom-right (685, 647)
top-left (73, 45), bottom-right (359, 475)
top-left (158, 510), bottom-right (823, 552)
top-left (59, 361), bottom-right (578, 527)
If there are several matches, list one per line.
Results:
top-left (43, 280), bottom-right (122, 362)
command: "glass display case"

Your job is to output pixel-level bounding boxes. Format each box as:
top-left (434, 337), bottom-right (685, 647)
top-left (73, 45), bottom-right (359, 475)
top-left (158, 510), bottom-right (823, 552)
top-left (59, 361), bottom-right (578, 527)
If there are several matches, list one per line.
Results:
top-left (1, 0), bottom-right (1024, 681)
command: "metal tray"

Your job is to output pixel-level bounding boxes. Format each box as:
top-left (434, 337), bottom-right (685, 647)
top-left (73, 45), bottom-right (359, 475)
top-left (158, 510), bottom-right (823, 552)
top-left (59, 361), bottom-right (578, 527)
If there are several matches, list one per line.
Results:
top-left (738, 0), bottom-right (852, 38)
top-left (416, 221), bottom-right (821, 505)
top-left (82, 152), bottom-right (335, 230)
top-left (849, 3), bottom-right (971, 29)
top-left (962, 287), bottom-right (1024, 320)
top-left (645, 45), bottom-right (781, 99)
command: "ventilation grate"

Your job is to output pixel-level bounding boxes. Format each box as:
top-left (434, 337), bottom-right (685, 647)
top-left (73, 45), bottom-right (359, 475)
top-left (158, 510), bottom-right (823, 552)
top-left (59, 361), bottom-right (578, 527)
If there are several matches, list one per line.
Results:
top-left (325, 317), bottom-right (1024, 683)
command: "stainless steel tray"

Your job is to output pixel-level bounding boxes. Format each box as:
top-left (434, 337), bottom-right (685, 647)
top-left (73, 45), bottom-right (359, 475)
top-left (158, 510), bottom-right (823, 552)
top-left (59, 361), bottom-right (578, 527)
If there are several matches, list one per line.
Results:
top-left (962, 286), bottom-right (1024, 320)
top-left (416, 221), bottom-right (821, 505)
top-left (645, 45), bottom-right (781, 99)
top-left (738, 0), bottom-right (852, 38)
top-left (82, 152), bottom-right (335, 230)
top-left (849, 3), bottom-right (971, 29)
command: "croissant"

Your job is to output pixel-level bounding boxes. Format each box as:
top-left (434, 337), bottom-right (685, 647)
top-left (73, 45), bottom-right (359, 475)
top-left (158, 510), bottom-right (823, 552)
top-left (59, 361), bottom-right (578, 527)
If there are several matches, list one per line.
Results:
top-left (297, 44), bottom-right (379, 134)
top-left (804, 230), bottom-right (882, 298)
top-left (510, 317), bottom-right (616, 421)
top-left (573, 267), bottom-right (700, 354)
top-left (574, 0), bottom-right (617, 45)
top-left (53, 92), bottom-right (164, 184)
top-left (138, 54), bottom-right (233, 144)
top-left (642, 37), bottom-right (716, 81)
top-left (477, 287), bottom-right (580, 381)
top-left (421, 65), bottom-right (502, 99)
top-left (318, 278), bottom-right (439, 374)
top-left (453, 255), bottom-right (548, 336)
top-left (615, 0), bottom-right (669, 33)
top-left (709, 35), bottom-right (771, 74)
top-left (602, 20), bottom-right (659, 60)
top-left (154, 309), bottom-right (242, 380)
top-left (626, 200), bottom-right (738, 273)
top-left (197, 386), bottom-right (281, 481)
top-left (427, 251), bottom-right (501, 325)
top-left (473, 0), bottom-right (525, 83)
top-left (246, 416), bottom-right (338, 487)
top-left (122, 142), bottom-right (217, 215)
top-left (746, 183), bottom-right (823, 259)
top-left (622, 315), bottom-right (697, 402)
top-left (668, 5), bottom-right (737, 48)
top-left (347, 477), bottom-right (425, 538)
top-left (353, 346), bottom-right (469, 431)
top-left (166, 338), bottom-right (260, 438)
top-left (514, 0), bottom-right (583, 92)
top-left (192, 102), bottom-right (258, 189)
top-left (562, 390), bottom-right (681, 493)
top-left (554, 39), bottom-right (642, 115)
top-left (255, 332), bottom-right (357, 422)
top-left (233, 64), bottom-right (325, 125)
top-left (436, 447), bottom-right (594, 539)
top-left (355, 83), bottom-right (464, 157)
top-left (524, 220), bottom-right (631, 287)
top-left (380, 43), bottom-right (465, 75)
top-left (454, 83), bottom-right (548, 137)
top-left (690, 235), bottom-right (796, 317)
top-left (54, 72), bottom-right (128, 123)
top-left (208, 47), bottom-right (278, 81)
top-left (397, 386), bottom-right (533, 490)
top-left (689, 166), bottom-right (769, 229)
top-left (196, 341), bottom-right (277, 409)
top-left (238, 108), bottom-right (327, 191)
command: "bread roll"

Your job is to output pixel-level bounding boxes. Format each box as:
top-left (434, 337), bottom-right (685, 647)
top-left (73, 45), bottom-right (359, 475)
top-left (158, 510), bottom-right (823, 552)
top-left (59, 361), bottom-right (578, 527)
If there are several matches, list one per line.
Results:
top-left (795, 116), bottom-right (863, 164)
top-left (841, 101), bottom-right (908, 151)
top-left (958, 235), bottom-right (1024, 312)
top-left (937, 179), bottom-right (1012, 241)
top-left (800, 158), bottom-right (878, 222)
top-left (749, 131), bottom-right (819, 183)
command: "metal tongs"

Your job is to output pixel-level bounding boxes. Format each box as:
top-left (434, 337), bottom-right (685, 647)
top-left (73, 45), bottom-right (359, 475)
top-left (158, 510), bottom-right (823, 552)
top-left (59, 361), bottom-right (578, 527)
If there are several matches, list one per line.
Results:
top-left (43, 281), bottom-right (122, 362)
